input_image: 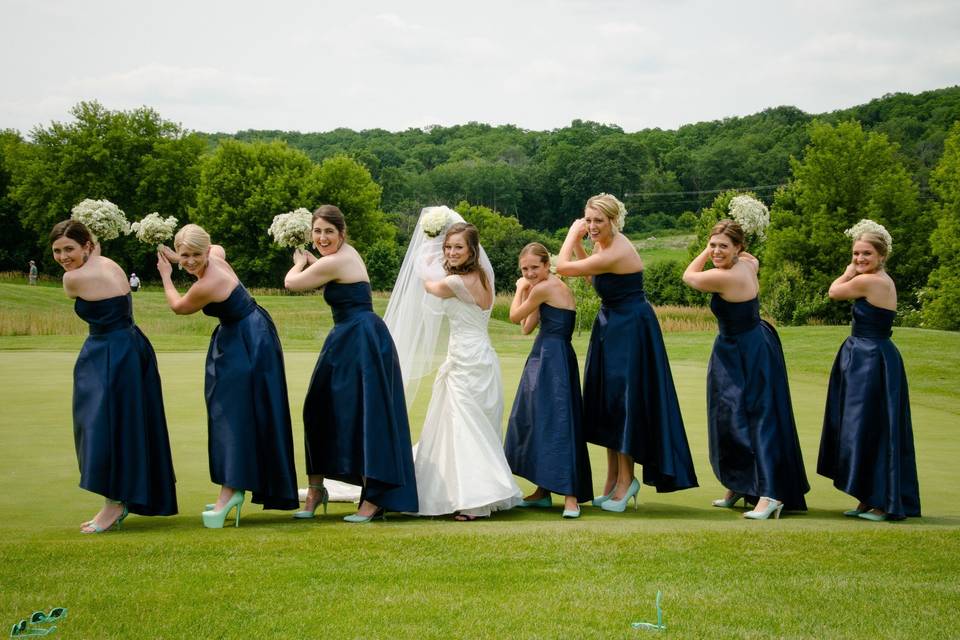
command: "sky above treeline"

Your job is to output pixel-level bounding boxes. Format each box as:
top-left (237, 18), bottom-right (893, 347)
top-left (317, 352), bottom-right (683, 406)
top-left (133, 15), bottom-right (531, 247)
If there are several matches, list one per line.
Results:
top-left (1, 0), bottom-right (958, 135)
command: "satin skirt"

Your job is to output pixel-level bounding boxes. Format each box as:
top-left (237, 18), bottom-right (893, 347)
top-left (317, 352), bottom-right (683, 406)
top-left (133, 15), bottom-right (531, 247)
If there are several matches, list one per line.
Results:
top-left (707, 321), bottom-right (809, 510)
top-left (582, 300), bottom-right (698, 492)
top-left (206, 308), bottom-right (299, 510)
top-left (505, 335), bottom-right (592, 502)
top-left (303, 312), bottom-right (418, 512)
top-left (73, 326), bottom-right (177, 516)
top-left (818, 336), bottom-right (921, 519)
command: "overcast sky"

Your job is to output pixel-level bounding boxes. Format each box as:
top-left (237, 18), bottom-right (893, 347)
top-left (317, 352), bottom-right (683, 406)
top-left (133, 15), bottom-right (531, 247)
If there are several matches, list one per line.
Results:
top-left (1, 0), bottom-right (958, 136)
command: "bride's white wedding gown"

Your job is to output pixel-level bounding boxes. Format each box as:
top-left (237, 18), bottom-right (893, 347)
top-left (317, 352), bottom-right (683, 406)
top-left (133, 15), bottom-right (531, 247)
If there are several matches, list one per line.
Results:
top-left (414, 275), bottom-right (522, 516)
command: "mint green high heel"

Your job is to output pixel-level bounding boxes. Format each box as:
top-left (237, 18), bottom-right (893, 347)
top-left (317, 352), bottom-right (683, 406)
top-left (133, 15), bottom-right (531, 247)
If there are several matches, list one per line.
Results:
top-left (743, 497), bottom-right (784, 520)
top-left (343, 507), bottom-right (385, 523)
top-left (81, 500), bottom-right (128, 534)
top-left (712, 492), bottom-right (746, 508)
top-left (591, 487), bottom-right (616, 507)
top-left (562, 506), bottom-right (581, 519)
top-left (601, 478), bottom-right (640, 513)
top-left (201, 490), bottom-right (245, 528)
top-left (858, 510), bottom-right (888, 522)
top-left (294, 484), bottom-right (329, 519)
top-left (517, 493), bottom-right (552, 508)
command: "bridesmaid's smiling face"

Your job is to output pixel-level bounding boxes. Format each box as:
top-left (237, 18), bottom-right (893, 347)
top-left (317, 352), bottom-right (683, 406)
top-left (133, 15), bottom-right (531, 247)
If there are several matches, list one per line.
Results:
top-left (443, 232), bottom-right (471, 268)
top-left (178, 246), bottom-right (209, 278)
top-left (852, 240), bottom-right (882, 274)
top-left (312, 218), bottom-right (343, 256)
top-left (519, 253), bottom-right (549, 284)
top-left (583, 206), bottom-right (613, 245)
top-left (51, 236), bottom-right (91, 272)
top-left (708, 233), bottom-right (740, 269)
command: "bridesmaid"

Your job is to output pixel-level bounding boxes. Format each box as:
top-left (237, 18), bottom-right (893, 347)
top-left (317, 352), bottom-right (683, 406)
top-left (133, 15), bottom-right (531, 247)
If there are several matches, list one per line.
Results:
top-left (505, 243), bottom-right (592, 518)
top-left (157, 224), bottom-right (299, 528)
top-left (682, 219), bottom-right (808, 520)
top-left (285, 205), bottom-right (418, 522)
top-left (818, 222), bottom-right (921, 521)
top-left (556, 194), bottom-right (698, 512)
top-left (50, 220), bottom-right (177, 533)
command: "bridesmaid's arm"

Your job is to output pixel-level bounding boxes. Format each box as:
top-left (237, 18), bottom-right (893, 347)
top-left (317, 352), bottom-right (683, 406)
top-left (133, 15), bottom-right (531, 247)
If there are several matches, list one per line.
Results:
top-left (285, 248), bottom-right (336, 291)
top-left (157, 250), bottom-right (214, 314)
top-left (682, 246), bottom-right (728, 293)
top-left (828, 263), bottom-right (875, 301)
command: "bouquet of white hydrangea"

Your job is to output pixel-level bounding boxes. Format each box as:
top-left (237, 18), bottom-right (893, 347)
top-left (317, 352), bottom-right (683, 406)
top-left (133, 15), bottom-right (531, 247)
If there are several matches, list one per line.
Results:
top-left (268, 208), bottom-right (313, 248)
top-left (70, 198), bottom-right (131, 242)
top-left (844, 218), bottom-right (893, 255)
top-left (421, 207), bottom-right (452, 238)
top-left (728, 195), bottom-right (770, 242)
top-left (131, 212), bottom-right (178, 245)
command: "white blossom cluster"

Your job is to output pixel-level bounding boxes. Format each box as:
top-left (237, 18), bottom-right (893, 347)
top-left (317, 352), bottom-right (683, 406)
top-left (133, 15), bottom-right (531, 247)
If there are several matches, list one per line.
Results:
top-left (844, 218), bottom-right (893, 255)
top-left (70, 198), bottom-right (130, 242)
top-left (421, 207), bottom-right (452, 238)
top-left (268, 208), bottom-right (312, 248)
top-left (728, 195), bottom-right (770, 241)
top-left (131, 212), bottom-right (178, 245)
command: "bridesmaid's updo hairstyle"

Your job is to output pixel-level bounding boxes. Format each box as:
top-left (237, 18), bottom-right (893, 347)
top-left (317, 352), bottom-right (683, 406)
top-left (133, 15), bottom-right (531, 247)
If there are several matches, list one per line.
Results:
top-left (710, 219), bottom-right (746, 250)
top-left (585, 193), bottom-right (627, 232)
top-left (313, 205), bottom-right (347, 238)
top-left (49, 219), bottom-right (94, 247)
top-left (443, 222), bottom-right (490, 293)
top-left (519, 242), bottom-right (550, 265)
top-left (853, 232), bottom-right (890, 261)
top-left (174, 224), bottom-right (212, 253)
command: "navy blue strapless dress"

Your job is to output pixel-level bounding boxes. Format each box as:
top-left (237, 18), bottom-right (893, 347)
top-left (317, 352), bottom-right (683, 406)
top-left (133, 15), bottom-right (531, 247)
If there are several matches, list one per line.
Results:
top-left (202, 284), bottom-right (299, 510)
top-left (73, 294), bottom-right (177, 516)
top-left (707, 295), bottom-right (809, 510)
top-left (303, 282), bottom-right (418, 512)
top-left (818, 299), bottom-right (921, 519)
top-left (582, 272), bottom-right (698, 492)
top-left (505, 304), bottom-right (593, 503)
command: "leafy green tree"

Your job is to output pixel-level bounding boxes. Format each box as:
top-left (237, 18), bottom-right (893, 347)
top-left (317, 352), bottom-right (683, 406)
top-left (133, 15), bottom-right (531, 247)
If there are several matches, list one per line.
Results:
top-left (8, 101), bottom-right (205, 276)
top-left (762, 120), bottom-right (929, 324)
top-left (0, 131), bottom-right (33, 271)
top-left (922, 121), bottom-right (960, 329)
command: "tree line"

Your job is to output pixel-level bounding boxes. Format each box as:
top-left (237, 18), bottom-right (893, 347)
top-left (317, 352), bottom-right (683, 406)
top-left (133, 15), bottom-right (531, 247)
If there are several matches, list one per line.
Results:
top-left (1, 86), bottom-right (959, 329)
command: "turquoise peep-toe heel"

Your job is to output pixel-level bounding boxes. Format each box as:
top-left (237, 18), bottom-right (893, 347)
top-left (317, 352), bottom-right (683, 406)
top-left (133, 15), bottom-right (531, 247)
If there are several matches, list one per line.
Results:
top-left (343, 507), bottom-right (385, 523)
top-left (201, 490), bottom-right (245, 529)
top-left (294, 484), bottom-right (329, 519)
top-left (81, 500), bottom-right (128, 534)
top-left (517, 494), bottom-right (552, 508)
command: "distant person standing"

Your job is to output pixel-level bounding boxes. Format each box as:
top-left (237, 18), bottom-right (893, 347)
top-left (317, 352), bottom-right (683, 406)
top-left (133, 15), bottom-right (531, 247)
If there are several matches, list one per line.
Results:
top-left (129, 272), bottom-right (141, 292)
top-left (28, 260), bottom-right (38, 285)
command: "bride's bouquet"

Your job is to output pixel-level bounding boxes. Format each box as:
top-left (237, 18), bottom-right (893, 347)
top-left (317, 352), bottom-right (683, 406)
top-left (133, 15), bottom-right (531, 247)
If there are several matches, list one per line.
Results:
top-left (131, 212), bottom-right (178, 245)
top-left (421, 207), bottom-right (452, 238)
top-left (728, 194), bottom-right (770, 244)
top-left (70, 198), bottom-right (131, 242)
top-left (844, 218), bottom-right (893, 255)
top-left (268, 208), bottom-right (312, 248)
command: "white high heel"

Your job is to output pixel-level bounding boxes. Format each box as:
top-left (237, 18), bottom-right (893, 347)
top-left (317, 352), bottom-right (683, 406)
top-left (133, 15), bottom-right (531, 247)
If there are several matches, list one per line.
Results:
top-left (743, 497), bottom-right (784, 520)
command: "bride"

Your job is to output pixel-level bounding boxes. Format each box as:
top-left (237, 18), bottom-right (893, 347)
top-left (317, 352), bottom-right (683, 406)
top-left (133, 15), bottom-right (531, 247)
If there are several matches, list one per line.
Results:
top-left (385, 208), bottom-right (521, 520)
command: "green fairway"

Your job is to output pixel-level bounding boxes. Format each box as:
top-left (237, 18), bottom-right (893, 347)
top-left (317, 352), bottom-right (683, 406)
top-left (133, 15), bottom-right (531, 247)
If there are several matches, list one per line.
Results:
top-left (0, 283), bottom-right (958, 638)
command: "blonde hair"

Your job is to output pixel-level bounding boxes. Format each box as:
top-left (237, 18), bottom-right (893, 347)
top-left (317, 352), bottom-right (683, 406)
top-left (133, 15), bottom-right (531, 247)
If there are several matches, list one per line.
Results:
top-left (853, 231), bottom-right (890, 259)
top-left (585, 193), bottom-right (626, 231)
top-left (174, 224), bottom-right (211, 253)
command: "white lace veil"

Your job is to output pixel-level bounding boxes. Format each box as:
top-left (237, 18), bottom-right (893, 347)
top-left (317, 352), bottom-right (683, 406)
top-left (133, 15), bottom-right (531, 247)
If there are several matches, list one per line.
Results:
top-left (383, 205), bottom-right (495, 409)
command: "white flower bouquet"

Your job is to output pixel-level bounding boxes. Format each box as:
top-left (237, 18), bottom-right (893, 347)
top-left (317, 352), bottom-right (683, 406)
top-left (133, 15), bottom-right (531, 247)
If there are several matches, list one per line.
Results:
top-left (421, 207), bottom-right (452, 238)
top-left (70, 198), bottom-right (131, 242)
top-left (728, 195), bottom-right (770, 242)
top-left (269, 208), bottom-right (313, 248)
top-left (131, 212), bottom-right (178, 245)
top-left (844, 218), bottom-right (893, 255)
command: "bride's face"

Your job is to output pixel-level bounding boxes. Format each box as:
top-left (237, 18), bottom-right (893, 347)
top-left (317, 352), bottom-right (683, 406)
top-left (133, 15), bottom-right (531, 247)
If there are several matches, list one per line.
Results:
top-left (519, 253), bottom-right (548, 284)
top-left (444, 232), bottom-right (471, 268)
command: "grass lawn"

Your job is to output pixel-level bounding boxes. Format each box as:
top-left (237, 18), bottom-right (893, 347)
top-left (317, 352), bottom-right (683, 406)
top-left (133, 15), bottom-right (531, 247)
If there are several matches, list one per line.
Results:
top-left (0, 283), bottom-right (958, 638)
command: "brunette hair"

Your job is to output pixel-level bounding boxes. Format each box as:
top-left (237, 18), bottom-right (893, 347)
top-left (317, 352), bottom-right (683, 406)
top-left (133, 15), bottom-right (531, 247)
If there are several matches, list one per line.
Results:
top-left (519, 242), bottom-right (550, 265)
top-left (49, 220), bottom-right (94, 247)
top-left (709, 219), bottom-right (746, 249)
top-left (313, 205), bottom-right (347, 237)
top-left (443, 222), bottom-right (489, 293)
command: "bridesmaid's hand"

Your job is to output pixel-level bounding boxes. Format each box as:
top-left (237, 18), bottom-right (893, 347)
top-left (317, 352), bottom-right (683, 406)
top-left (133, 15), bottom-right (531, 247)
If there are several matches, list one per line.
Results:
top-left (515, 277), bottom-right (531, 292)
top-left (157, 250), bottom-right (173, 279)
top-left (158, 245), bottom-right (179, 262)
top-left (292, 248), bottom-right (309, 269)
top-left (567, 218), bottom-right (588, 240)
top-left (842, 261), bottom-right (858, 280)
